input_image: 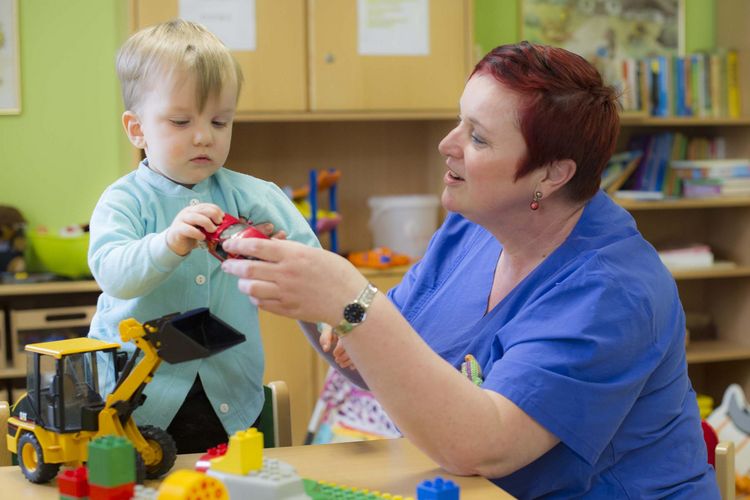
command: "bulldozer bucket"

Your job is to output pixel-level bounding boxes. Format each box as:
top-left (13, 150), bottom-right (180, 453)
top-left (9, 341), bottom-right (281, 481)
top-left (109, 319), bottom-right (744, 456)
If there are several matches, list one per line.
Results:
top-left (146, 308), bottom-right (245, 363)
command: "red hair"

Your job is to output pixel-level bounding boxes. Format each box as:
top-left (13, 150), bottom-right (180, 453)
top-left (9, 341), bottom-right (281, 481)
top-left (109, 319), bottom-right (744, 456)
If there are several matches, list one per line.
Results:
top-left (472, 42), bottom-right (620, 201)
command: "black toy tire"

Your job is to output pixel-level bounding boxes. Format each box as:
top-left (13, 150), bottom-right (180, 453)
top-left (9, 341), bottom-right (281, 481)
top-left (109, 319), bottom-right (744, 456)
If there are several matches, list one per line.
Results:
top-left (138, 425), bottom-right (177, 479)
top-left (17, 433), bottom-right (60, 484)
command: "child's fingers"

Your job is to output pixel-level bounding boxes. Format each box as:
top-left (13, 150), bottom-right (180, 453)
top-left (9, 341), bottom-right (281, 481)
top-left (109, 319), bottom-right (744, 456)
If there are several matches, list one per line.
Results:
top-left (319, 325), bottom-right (335, 352)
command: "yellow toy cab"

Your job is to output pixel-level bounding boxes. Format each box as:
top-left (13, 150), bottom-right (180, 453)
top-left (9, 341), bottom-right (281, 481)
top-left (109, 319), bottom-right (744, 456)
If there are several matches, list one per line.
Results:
top-left (6, 308), bottom-right (244, 483)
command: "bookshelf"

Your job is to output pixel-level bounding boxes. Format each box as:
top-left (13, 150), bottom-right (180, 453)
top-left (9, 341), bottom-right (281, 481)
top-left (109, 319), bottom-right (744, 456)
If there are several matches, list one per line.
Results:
top-left (612, 0), bottom-right (750, 403)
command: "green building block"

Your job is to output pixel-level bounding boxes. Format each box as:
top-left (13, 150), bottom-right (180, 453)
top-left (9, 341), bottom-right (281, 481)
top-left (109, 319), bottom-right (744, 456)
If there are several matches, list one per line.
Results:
top-left (303, 478), bottom-right (414, 499)
top-left (87, 435), bottom-right (135, 487)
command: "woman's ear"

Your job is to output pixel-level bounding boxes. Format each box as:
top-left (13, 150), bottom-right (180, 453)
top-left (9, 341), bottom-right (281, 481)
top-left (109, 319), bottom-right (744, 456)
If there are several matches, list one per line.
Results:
top-left (122, 111), bottom-right (146, 149)
top-left (540, 159), bottom-right (577, 194)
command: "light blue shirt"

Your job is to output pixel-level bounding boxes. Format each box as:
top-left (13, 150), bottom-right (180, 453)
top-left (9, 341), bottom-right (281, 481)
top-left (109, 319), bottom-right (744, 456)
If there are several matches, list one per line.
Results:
top-left (88, 162), bottom-right (319, 435)
top-left (389, 191), bottom-right (719, 498)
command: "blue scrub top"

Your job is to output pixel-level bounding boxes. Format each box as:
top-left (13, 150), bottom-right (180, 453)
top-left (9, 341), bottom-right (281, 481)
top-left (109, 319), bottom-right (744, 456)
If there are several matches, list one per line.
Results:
top-left (389, 191), bottom-right (718, 498)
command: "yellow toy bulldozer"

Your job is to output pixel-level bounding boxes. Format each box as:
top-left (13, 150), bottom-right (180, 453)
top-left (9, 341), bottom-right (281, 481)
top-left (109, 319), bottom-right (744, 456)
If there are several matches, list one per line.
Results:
top-left (4, 308), bottom-right (245, 483)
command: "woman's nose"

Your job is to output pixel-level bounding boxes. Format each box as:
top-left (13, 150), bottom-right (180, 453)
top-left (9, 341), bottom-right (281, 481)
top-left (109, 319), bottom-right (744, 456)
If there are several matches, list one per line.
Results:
top-left (438, 127), bottom-right (461, 158)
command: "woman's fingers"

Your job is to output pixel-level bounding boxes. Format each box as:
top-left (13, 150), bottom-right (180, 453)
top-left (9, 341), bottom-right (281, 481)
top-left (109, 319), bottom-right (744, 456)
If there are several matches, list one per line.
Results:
top-left (222, 237), bottom-right (291, 262)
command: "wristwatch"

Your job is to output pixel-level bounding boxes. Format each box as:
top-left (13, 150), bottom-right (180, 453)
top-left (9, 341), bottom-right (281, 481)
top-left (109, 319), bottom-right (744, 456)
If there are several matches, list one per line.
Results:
top-left (332, 282), bottom-right (379, 337)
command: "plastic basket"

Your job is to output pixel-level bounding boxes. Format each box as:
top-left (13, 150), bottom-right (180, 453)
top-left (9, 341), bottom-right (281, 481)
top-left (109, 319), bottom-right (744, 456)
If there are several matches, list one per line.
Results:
top-left (27, 230), bottom-right (91, 279)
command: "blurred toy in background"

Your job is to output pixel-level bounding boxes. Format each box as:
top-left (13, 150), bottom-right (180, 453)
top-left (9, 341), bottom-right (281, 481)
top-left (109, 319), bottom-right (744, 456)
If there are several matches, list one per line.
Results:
top-left (348, 247), bottom-right (410, 269)
top-left (304, 368), bottom-right (400, 445)
top-left (199, 214), bottom-right (270, 261)
top-left (286, 169), bottom-right (342, 253)
top-left (0, 205), bottom-right (26, 273)
top-left (706, 384), bottom-right (750, 494)
top-left (27, 223), bottom-right (92, 279)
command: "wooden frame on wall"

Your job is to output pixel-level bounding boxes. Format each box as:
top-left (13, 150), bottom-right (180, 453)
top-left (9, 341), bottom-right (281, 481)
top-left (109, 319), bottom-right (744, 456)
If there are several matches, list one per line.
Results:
top-left (0, 0), bottom-right (20, 115)
top-left (520, 0), bottom-right (685, 59)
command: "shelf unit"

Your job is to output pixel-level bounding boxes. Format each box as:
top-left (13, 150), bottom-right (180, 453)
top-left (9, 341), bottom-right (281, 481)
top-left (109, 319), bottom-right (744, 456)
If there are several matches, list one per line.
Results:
top-left (624, 195), bottom-right (750, 401)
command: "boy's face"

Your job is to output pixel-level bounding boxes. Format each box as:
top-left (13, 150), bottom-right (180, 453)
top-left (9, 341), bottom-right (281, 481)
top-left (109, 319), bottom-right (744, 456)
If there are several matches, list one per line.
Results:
top-left (123, 70), bottom-right (237, 186)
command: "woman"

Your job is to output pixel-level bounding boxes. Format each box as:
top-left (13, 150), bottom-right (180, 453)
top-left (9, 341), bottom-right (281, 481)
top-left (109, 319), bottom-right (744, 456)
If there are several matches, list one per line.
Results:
top-left (221, 42), bottom-right (719, 498)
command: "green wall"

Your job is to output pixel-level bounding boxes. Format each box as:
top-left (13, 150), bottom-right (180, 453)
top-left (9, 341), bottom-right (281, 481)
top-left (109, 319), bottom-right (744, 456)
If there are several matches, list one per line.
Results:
top-left (474, 0), bottom-right (716, 59)
top-left (0, 0), bottom-right (131, 232)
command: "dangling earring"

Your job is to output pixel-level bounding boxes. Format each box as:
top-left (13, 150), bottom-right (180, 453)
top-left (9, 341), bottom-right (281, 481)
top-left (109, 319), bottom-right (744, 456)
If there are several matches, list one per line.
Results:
top-left (530, 191), bottom-right (542, 211)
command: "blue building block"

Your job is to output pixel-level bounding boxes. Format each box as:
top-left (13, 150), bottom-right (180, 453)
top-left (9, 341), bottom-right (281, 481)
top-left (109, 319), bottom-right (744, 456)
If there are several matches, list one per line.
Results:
top-left (416, 476), bottom-right (460, 500)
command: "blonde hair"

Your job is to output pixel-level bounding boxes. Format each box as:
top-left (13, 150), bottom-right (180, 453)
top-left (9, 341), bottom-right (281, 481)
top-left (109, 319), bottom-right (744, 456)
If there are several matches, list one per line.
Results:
top-left (116, 19), bottom-right (243, 112)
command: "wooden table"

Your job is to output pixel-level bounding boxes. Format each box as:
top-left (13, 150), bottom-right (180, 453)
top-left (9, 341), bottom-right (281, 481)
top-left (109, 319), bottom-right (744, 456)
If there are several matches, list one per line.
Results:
top-left (0, 438), bottom-right (512, 498)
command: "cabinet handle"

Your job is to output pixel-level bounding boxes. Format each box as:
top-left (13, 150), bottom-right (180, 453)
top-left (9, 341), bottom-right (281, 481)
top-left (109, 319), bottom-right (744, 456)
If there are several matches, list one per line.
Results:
top-left (45, 312), bottom-right (87, 322)
top-left (324, 52), bottom-right (335, 64)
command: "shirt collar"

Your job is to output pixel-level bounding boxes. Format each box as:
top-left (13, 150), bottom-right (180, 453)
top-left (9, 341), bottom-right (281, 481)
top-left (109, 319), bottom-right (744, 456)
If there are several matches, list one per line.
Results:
top-left (135, 159), bottom-right (212, 196)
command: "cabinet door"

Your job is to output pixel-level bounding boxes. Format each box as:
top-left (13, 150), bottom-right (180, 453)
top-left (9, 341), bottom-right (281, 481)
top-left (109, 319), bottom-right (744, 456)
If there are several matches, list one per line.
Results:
top-left (132, 0), bottom-right (307, 113)
top-left (308, 0), bottom-right (471, 111)
top-left (259, 311), bottom-right (319, 446)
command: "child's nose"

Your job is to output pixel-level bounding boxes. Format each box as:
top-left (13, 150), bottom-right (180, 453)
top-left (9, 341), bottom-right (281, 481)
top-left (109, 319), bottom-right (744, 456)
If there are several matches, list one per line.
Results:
top-left (193, 125), bottom-right (213, 147)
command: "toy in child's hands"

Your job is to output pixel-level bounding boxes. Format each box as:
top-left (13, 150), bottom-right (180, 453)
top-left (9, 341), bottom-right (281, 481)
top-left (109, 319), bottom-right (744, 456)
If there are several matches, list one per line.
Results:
top-left (200, 214), bottom-right (270, 261)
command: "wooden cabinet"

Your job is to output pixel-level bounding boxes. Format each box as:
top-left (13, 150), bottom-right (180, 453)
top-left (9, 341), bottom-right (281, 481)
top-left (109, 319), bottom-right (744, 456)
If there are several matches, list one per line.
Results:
top-left (131, 0), bottom-right (472, 116)
top-left (131, 0), bottom-right (307, 113)
top-left (307, 0), bottom-right (470, 111)
top-left (0, 282), bottom-right (101, 402)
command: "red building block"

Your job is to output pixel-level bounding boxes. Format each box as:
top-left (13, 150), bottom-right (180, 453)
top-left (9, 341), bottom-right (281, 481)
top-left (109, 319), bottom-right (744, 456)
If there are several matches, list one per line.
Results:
top-left (89, 481), bottom-right (135, 500)
top-left (57, 466), bottom-right (89, 498)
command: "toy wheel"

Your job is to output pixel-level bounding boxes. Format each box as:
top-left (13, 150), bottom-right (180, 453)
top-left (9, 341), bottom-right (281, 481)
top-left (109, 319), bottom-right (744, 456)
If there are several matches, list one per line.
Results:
top-left (17, 433), bottom-right (60, 483)
top-left (135, 450), bottom-right (146, 484)
top-left (138, 425), bottom-right (177, 479)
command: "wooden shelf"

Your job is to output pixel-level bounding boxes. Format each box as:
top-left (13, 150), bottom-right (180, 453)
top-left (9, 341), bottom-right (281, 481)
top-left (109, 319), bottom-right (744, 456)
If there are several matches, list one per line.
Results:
top-left (620, 116), bottom-right (750, 127)
top-left (671, 263), bottom-right (750, 280)
top-left (0, 280), bottom-right (99, 297)
top-left (0, 367), bottom-right (25, 380)
top-left (615, 197), bottom-right (750, 211)
top-left (233, 110), bottom-right (457, 122)
top-left (687, 340), bottom-right (750, 364)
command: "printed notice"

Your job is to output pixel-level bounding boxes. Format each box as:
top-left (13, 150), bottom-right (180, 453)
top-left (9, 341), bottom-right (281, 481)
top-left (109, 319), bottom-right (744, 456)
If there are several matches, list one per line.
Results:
top-left (179, 0), bottom-right (256, 51)
top-left (357, 0), bottom-right (429, 56)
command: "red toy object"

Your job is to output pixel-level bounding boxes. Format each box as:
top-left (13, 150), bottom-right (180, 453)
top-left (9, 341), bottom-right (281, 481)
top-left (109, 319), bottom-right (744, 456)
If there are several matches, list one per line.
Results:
top-left (200, 214), bottom-right (269, 261)
top-left (57, 467), bottom-right (89, 498)
top-left (195, 442), bottom-right (228, 472)
top-left (348, 247), bottom-right (411, 269)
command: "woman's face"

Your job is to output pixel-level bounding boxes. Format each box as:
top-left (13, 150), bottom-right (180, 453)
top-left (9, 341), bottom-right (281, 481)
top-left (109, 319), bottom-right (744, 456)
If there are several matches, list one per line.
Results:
top-left (438, 74), bottom-right (533, 226)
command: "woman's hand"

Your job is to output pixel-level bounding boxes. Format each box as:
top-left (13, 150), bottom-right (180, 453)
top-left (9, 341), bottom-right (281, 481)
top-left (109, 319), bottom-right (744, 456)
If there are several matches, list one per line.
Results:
top-left (220, 238), bottom-right (368, 326)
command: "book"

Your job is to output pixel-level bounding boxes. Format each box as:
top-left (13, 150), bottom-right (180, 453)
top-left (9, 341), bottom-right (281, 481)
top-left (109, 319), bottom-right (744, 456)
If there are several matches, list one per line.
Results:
top-left (613, 190), bottom-right (665, 201)
top-left (657, 243), bottom-right (714, 269)
top-left (671, 159), bottom-right (750, 179)
top-left (601, 151), bottom-right (642, 194)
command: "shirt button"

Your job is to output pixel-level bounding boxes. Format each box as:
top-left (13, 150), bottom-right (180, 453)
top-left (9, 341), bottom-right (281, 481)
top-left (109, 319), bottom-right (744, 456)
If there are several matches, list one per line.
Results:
top-left (195, 274), bottom-right (206, 285)
top-left (219, 403), bottom-right (229, 414)
top-left (189, 198), bottom-right (200, 206)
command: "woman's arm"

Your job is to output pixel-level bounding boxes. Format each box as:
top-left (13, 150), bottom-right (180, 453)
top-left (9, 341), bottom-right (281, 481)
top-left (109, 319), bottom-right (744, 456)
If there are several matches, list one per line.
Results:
top-left (221, 238), bottom-right (558, 478)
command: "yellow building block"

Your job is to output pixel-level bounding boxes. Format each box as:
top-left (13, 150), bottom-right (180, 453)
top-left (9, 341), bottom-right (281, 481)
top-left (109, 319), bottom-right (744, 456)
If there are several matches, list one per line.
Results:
top-left (157, 469), bottom-right (227, 499)
top-left (210, 428), bottom-right (263, 475)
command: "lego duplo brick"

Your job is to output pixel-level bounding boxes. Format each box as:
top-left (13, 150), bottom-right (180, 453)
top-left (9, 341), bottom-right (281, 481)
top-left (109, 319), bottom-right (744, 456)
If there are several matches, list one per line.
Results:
top-left (302, 479), bottom-right (414, 499)
top-left (87, 435), bottom-right (136, 487)
top-left (210, 428), bottom-right (263, 475)
top-left (158, 469), bottom-right (228, 499)
top-left (57, 466), bottom-right (89, 498)
top-left (89, 481), bottom-right (135, 500)
top-left (208, 457), bottom-right (308, 500)
top-left (416, 477), bottom-right (460, 500)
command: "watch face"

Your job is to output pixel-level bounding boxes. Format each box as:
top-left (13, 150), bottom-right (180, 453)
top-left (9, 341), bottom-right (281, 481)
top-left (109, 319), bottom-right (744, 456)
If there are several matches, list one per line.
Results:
top-left (343, 302), bottom-right (366, 324)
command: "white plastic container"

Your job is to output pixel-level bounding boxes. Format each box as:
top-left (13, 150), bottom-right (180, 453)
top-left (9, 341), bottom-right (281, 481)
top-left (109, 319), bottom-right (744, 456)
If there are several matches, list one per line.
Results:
top-left (367, 195), bottom-right (440, 258)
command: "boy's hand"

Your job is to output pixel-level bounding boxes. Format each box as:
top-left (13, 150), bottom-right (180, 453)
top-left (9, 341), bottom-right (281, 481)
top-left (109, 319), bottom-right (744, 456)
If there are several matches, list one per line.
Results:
top-left (319, 324), bottom-right (357, 370)
top-left (166, 203), bottom-right (224, 256)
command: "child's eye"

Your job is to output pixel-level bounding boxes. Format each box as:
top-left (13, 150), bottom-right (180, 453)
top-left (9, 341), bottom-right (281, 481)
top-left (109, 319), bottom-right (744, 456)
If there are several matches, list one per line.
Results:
top-left (170, 119), bottom-right (189, 126)
top-left (212, 121), bottom-right (228, 128)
